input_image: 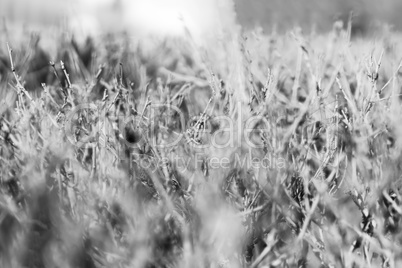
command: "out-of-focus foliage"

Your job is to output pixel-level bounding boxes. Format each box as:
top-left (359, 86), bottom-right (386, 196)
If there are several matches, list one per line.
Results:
top-left (3, 0), bottom-right (402, 39)
top-left (236, 0), bottom-right (402, 34)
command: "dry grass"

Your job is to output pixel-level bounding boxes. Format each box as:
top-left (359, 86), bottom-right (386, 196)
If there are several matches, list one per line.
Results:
top-left (1, 21), bottom-right (402, 268)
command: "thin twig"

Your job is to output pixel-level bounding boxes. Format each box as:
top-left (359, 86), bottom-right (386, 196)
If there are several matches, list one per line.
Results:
top-left (297, 196), bottom-right (320, 241)
top-left (60, 60), bottom-right (72, 88)
top-left (6, 42), bottom-right (33, 102)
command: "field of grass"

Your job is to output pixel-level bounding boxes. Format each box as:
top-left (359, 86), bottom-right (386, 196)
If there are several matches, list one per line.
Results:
top-left (1, 21), bottom-right (402, 268)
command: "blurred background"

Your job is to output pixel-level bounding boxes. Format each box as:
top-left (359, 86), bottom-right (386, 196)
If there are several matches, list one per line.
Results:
top-left (235, 0), bottom-right (402, 35)
top-left (1, 0), bottom-right (402, 37)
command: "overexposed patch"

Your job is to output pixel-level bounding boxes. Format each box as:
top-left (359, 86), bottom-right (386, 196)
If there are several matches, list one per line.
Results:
top-left (69, 0), bottom-right (239, 46)
top-left (123, 0), bottom-right (237, 39)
